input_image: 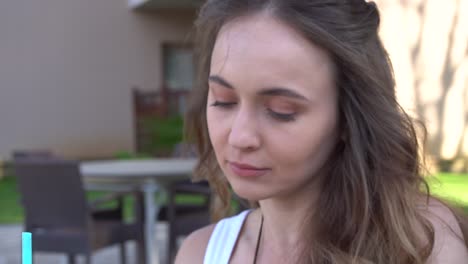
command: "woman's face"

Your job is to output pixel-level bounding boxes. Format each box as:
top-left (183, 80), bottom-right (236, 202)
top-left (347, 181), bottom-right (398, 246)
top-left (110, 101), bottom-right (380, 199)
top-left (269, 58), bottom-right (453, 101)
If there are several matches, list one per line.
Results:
top-left (206, 13), bottom-right (339, 201)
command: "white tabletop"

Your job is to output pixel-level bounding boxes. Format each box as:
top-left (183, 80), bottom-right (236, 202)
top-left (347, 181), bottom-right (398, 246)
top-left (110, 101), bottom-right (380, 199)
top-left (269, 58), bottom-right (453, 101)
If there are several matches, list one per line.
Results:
top-left (81, 158), bottom-right (197, 178)
top-left (79, 157), bottom-right (199, 264)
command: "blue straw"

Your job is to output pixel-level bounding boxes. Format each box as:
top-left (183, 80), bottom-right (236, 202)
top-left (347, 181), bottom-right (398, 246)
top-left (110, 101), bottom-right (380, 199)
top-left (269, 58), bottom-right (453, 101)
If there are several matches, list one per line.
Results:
top-left (22, 232), bottom-right (32, 264)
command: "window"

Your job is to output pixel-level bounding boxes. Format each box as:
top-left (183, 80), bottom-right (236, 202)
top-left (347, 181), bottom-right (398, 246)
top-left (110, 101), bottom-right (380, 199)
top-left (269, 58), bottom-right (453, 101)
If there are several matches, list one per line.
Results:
top-left (163, 44), bottom-right (194, 115)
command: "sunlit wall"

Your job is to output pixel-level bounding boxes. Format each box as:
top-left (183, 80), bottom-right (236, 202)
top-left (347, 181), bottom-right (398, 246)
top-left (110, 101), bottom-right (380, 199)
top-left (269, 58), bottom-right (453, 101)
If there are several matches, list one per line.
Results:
top-left (375, 0), bottom-right (468, 170)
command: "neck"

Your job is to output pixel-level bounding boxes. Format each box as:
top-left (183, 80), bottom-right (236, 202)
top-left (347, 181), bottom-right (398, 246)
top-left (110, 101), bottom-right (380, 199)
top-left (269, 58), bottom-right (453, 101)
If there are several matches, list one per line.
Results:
top-left (257, 184), bottom-right (319, 258)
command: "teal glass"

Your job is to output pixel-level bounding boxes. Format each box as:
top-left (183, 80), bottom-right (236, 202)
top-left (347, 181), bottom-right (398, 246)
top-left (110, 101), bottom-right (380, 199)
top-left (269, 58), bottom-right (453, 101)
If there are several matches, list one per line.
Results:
top-left (22, 232), bottom-right (32, 264)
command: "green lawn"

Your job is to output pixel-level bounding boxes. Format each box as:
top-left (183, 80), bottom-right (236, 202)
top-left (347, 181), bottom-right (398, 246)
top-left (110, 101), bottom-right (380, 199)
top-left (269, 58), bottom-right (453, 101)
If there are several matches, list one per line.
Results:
top-left (426, 173), bottom-right (468, 213)
top-left (0, 176), bottom-right (24, 223)
top-left (1, 173), bottom-right (467, 224)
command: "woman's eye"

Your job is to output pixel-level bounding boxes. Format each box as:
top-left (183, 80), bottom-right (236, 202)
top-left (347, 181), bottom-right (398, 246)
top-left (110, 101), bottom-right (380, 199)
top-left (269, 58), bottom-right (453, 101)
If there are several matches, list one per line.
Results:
top-left (210, 101), bottom-right (237, 108)
top-left (267, 109), bottom-right (296, 122)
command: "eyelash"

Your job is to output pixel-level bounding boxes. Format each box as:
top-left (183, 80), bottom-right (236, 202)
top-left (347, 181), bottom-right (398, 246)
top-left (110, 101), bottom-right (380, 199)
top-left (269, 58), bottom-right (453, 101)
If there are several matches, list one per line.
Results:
top-left (210, 101), bottom-right (236, 108)
top-left (210, 101), bottom-right (296, 122)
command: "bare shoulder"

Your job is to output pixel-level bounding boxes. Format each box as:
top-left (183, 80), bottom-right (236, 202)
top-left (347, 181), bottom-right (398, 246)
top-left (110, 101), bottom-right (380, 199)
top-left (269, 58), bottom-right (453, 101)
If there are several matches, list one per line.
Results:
top-left (423, 198), bottom-right (468, 263)
top-left (174, 223), bottom-right (216, 264)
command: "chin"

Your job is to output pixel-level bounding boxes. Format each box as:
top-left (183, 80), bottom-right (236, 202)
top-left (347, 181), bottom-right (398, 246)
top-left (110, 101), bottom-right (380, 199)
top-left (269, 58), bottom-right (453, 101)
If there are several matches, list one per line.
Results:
top-left (230, 182), bottom-right (269, 202)
top-left (222, 170), bottom-right (272, 201)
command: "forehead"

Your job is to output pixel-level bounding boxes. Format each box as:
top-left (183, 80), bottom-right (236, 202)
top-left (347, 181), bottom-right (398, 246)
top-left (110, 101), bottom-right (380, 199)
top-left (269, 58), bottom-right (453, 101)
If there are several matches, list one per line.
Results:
top-left (210, 13), bottom-right (335, 98)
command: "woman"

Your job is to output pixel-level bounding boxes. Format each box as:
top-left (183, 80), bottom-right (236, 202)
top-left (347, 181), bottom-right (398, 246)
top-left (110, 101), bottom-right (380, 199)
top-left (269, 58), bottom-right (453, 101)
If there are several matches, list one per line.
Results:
top-left (177, 0), bottom-right (468, 263)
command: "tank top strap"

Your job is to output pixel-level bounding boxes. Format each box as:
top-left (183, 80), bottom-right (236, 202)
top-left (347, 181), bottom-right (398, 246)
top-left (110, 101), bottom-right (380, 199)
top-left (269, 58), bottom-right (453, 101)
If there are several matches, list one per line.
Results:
top-left (203, 210), bottom-right (251, 264)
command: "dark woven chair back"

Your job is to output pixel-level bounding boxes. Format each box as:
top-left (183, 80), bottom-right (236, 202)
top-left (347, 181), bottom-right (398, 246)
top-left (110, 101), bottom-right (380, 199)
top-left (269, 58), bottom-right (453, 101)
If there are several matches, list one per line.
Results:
top-left (14, 160), bottom-right (89, 231)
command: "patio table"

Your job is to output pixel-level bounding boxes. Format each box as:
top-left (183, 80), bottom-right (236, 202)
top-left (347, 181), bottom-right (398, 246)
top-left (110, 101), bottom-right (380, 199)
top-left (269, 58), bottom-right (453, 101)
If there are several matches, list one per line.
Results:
top-left (80, 158), bottom-right (197, 264)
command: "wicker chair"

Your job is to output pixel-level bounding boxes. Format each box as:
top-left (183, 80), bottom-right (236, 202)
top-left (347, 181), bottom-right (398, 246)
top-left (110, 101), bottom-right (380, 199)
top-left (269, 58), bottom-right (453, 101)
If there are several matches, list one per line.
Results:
top-left (14, 159), bottom-right (146, 264)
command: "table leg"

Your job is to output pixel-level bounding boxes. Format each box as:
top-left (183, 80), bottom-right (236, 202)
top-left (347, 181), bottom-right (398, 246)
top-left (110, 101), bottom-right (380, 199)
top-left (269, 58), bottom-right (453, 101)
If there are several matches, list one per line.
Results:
top-left (143, 183), bottom-right (159, 264)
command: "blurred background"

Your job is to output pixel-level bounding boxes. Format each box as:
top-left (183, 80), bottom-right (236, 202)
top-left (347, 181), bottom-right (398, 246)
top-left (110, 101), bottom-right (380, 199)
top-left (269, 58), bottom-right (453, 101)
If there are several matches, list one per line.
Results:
top-left (0, 0), bottom-right (466, 170)
top-left (0, 0), bottom-right (466, 263)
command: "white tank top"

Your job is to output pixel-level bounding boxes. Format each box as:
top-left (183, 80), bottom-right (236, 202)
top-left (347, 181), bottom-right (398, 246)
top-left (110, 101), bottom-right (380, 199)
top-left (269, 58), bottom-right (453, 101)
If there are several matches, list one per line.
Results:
top-left (203, 210), bottom-right (251, 264)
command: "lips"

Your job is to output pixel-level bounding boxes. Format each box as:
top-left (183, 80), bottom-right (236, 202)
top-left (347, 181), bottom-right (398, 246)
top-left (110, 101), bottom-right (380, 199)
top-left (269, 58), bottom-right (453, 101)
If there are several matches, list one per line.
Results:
top-left (228, 161), bottom-right (270, 177)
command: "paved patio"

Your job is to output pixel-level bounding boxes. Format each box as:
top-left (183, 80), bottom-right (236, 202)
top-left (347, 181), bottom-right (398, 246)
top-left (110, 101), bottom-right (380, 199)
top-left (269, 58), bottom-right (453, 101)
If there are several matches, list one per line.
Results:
top-left (0, 223), bottom-right (171, 264)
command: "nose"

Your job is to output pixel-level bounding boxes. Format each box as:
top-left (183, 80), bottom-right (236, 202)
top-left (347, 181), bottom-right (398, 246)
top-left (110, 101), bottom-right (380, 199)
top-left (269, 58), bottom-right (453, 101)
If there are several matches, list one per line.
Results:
top-left (228, 107), bottom-right (261, 151)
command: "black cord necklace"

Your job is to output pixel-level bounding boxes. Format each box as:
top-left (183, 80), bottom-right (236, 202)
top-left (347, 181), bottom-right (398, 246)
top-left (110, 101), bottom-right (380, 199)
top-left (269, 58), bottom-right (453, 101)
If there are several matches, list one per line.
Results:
top-left (253, 214), bottom-right (264, 264)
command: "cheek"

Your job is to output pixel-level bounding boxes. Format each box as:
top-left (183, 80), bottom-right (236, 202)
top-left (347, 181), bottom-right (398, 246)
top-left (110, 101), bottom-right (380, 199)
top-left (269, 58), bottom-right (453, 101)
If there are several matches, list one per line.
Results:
top-left (271, 111), bottom-right (339, 175)
top-left (206, 107), bottom-right (229, 154)
top-left (206, 93), bottom-right (218, 146)
top-left (206, 109), bottom-right (218, 147)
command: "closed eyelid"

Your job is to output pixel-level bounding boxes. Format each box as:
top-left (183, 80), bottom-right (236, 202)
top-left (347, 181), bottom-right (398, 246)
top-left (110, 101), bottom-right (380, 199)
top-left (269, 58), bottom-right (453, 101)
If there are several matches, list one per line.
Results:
top-left (268, 101), bottom-right (296, 112)
top-left (209, 87), bottom-right (237, 101)
top-left (268, 95), bottom-right (308, 111)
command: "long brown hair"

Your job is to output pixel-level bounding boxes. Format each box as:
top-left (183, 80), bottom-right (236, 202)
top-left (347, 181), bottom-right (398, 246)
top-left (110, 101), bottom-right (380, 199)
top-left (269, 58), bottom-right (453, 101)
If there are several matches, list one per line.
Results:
top-left (185, 0), bottom-right (468, 263)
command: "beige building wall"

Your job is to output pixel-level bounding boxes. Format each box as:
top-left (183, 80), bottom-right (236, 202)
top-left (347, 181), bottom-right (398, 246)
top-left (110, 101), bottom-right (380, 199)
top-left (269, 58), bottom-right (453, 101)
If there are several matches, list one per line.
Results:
top-left (375, 0), bottom-right (468, 170)
top-left (0, 0), bottom-right (195, 159)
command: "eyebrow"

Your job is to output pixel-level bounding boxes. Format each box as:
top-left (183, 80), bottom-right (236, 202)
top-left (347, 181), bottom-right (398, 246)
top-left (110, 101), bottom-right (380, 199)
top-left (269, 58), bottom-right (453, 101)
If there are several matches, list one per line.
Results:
top-left (208, 75), bottom-right (234, 89)
top-left (208, 75), bottom-right (310, 101)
